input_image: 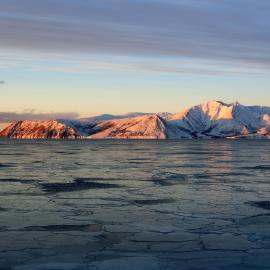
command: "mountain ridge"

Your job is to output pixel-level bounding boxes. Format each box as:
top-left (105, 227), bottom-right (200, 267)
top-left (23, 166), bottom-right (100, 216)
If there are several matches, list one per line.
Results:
top-left (1, 100), bottom-right (270, 139)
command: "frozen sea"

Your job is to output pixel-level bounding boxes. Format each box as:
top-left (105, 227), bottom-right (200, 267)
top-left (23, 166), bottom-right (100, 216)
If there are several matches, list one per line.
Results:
top-left (0, 139), bottom-right (270, 270)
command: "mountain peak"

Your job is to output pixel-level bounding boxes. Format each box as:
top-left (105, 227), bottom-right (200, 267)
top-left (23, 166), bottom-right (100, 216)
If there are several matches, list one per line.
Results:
top-left (232, 101), bottom-right (241, 106)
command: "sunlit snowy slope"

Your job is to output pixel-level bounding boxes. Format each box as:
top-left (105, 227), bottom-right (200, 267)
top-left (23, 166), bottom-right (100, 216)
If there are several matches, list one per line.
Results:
top-left (1, 101), bottom-right (270, 139)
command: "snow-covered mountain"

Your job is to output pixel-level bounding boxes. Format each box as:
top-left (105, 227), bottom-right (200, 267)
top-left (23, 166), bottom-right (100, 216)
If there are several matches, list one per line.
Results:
top-left (90, 114), bottom-right (168, 139)
top-left (167, 100), bottom-right (270, 138)
top-left (1, 101), bottom-right (270, 139)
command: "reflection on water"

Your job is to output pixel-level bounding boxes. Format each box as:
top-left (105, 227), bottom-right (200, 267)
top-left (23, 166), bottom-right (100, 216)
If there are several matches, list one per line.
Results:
top-left (0, 139), bottom-right (270, 270)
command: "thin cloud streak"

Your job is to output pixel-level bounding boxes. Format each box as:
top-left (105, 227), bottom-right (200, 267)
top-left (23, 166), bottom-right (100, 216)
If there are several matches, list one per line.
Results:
top-left (0, 111), bottom-right (79, 123)
top-left (0, 53), bottom-right (269, 76)
top-left (0, 0), bottom-right (270, 73)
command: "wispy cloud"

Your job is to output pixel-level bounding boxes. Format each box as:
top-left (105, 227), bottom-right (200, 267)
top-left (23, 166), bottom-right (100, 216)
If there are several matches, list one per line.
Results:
top-left (0, 52), bottom-right (269, 76)
top-left (0, 111), bottom-right (79, 122)
top-left (0, 0), bottom-right (270, 74)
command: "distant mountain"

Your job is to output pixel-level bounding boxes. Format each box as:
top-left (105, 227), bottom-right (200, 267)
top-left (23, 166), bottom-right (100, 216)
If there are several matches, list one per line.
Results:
top-left (77, 112), bottom-right (171, 123)
top-left (1, 101), bottom-right (270, 139)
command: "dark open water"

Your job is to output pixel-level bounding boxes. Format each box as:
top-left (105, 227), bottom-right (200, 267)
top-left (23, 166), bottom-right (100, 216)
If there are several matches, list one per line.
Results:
top-left (0, 139), bottom-right (270, 270)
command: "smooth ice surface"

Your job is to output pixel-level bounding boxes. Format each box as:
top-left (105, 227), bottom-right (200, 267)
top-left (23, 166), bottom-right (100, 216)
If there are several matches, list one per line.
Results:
top-left (0, 139), bottom-right (270, 269)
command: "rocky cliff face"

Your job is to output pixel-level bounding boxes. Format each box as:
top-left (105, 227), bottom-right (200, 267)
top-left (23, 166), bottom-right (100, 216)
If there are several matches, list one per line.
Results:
top-left (1, 101), bottom-right (270, 139)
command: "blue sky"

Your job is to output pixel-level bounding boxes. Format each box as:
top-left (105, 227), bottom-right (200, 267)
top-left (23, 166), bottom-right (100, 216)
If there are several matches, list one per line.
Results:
top-left (0, 0), bottom-right (270, 120)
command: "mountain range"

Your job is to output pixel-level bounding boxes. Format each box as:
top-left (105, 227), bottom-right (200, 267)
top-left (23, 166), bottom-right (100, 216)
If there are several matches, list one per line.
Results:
top-left (1, 100), bottom-right (270, 139)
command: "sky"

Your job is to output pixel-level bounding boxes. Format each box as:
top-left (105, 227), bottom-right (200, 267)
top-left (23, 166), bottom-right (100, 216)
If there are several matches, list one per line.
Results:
top-left (1, 0), bottom-right (270, 122)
